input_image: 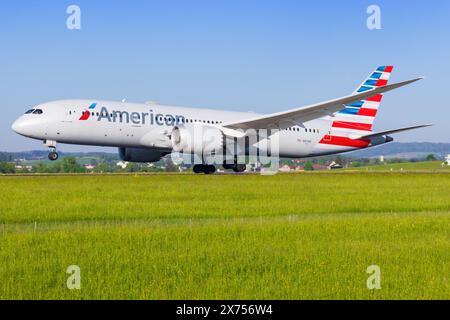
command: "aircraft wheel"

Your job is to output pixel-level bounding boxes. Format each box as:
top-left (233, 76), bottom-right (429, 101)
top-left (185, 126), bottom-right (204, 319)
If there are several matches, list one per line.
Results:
top-left (232, 164), bottom-right (246, 173)
top-left (193, 164), bottom-right (203, 174)
top-left (48, 151), bottom-right (59, 161)
top-left (222, 163), bottom-right (234, 170)
top-left (204, 165), bottom-right (216, 174)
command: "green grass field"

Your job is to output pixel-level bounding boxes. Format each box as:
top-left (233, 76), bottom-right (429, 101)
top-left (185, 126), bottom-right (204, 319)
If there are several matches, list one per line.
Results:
top-left (0, 172), bottom-right (449, 299)
top-left (345, 161), bottom-right (450, 172)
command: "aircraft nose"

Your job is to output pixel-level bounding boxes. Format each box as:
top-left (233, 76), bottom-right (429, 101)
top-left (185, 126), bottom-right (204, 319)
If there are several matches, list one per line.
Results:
top-left (11, 118), bottom-right (23, 134)
top-left (11, 117), bottom-right (38, 137)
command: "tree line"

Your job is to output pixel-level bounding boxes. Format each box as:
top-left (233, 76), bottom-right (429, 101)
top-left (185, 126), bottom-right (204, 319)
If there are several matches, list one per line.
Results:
top-left (0, 157), bottom-right (179, 174)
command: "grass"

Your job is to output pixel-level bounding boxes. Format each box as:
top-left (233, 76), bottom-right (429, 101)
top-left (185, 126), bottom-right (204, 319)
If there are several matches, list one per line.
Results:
top-left (0, 172), bottom-right (449, 299)
top-left (345, 161), bottom-right (450, 172)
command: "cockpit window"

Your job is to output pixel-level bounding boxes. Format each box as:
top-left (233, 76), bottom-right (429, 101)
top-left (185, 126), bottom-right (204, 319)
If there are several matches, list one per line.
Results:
top-left (25, 109), bottom-right (35, 114)
top-left (32, 109), bottom-right (43, 114)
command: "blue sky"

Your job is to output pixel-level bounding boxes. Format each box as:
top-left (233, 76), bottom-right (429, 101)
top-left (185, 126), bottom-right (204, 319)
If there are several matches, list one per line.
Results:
top-left (1, 0), bottom-right (449, 152)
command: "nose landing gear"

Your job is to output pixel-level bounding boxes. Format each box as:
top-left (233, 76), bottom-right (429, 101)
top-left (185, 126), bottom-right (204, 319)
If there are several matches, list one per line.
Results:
top-left (44, 140), bottom-right (59, 161)
top-left (48, 150), bottom-right (59, 161)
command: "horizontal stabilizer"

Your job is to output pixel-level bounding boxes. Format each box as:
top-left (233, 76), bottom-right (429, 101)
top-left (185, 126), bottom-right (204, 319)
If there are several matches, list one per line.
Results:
top-left (349, 124), bottom-right (432, 140)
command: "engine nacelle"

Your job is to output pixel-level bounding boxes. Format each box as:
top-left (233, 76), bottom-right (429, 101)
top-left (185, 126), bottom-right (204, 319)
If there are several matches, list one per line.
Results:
top-left (171, 124), bottom-right (223, 157)
top-left (118, 147), bottom-right (168, 163)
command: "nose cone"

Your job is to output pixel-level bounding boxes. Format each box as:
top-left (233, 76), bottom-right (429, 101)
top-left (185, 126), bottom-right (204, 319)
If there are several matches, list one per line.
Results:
top-left (11, 117), bottom-right (42, 138)
top-left (11, 118), bottom-right (24, 134)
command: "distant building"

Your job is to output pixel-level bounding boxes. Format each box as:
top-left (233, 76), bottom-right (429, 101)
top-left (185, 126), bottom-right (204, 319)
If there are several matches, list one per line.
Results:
top-left (116, 161), bottom-right (128, 169)
top-left (279, 164), bottom-right (292, 172)
top-left (14, 165), bottom-right (33, 172)
top-left (328, 161), bottom-right (343, 170)
top-left (84, 164), bottom-right (96, 170)
top-left (446, 154), bottom-right (450, 166)
top-left (379, 155), bottom-right (385, 163)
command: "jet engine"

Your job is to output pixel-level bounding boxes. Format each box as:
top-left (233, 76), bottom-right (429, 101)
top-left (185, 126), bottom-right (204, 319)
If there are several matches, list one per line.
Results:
top-left (171, 124), bottom-right (224, 157)
top-left (118, 147), bottom-right (169, 163)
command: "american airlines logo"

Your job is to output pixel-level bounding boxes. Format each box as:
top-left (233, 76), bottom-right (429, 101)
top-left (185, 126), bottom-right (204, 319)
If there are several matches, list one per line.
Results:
top-left (79, 103), bottom-right (185, 126)
top-left (79, 103), bottom-right (97, 120)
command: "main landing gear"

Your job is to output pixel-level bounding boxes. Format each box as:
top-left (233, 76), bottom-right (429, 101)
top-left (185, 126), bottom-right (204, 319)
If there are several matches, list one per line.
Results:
top-left (44, 140), bottom-right (59, 161)
top-left (193, 164), bottom-right (216, 174)
top-left (192, 163), bottom-right (246, 174)
top-left (223, 163), bottom-right (246, 173)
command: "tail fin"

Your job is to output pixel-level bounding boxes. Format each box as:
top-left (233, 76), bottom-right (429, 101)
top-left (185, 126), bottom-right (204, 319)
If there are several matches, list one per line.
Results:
top-left (333, 66), bottom-right (394, 132)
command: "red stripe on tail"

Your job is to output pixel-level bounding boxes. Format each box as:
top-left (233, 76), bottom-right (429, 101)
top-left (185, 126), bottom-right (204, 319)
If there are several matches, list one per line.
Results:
top-left (319, 135), bottom-right (370, 148)
top-left (375, 79), bottom-right (388, 86)
top-left (357, 108), bottom-right (377, 117)
top-left (332, 121), bottom-right (372, 131)
top-left (365, 94), bottom-right (383, 102)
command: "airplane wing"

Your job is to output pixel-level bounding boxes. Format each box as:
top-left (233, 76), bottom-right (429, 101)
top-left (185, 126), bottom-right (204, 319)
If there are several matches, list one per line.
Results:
top-left (223, 77), bottom-right (423, 130)
top-left (349, 124), bottom-right (433, 140)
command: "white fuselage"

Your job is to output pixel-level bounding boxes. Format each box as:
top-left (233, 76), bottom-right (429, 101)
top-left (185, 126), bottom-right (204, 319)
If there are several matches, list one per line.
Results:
top-left (12, 99), bottom-right (375, 159)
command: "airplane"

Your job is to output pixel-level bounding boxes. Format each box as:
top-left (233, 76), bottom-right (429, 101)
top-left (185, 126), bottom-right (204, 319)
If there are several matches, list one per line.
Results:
top-left (11, 66), bottom-right (431, 174)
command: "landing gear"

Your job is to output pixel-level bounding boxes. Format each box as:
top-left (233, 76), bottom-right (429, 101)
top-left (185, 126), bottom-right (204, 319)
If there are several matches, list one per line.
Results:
top-left (223, 163), bottom-right (246, 173)
top-left (204, 165), bottom-right (216, 174)
top-left (44, 140), bottom-right (59, 161)
top-left (48, 151), bottom-right (59, 161)
top-left (193, 164), bottom-right (203, 174)
top-left (193, 164), bottom-right (216, 174)
top-left (232, 164), bottom-right (246, 173)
